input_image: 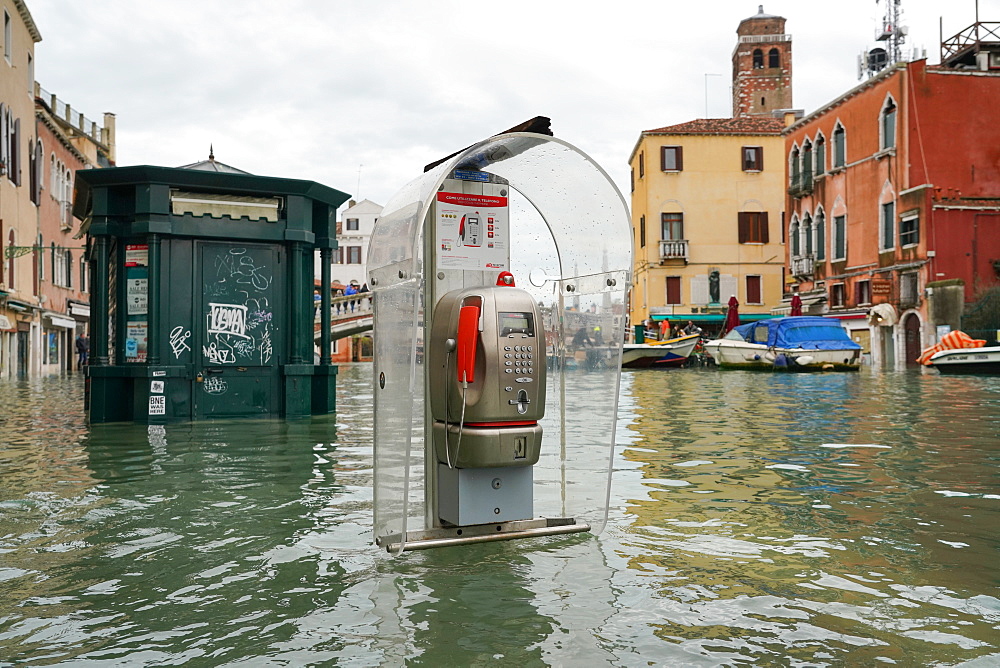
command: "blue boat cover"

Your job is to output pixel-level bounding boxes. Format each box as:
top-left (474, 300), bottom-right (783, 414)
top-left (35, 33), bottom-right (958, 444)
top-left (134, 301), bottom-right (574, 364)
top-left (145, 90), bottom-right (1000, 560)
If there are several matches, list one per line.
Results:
top-left (730, 316), bottom-right (862, 351)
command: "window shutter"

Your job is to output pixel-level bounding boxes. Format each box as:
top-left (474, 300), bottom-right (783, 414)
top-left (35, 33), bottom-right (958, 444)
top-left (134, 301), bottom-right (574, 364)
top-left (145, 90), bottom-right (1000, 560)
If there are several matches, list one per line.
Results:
top-left (12, 117), bottom-right (19, 186)
top-left (738, 212), bottom-right (749, 243)
top-left (676, 147), bottom-right (683, 171)
top-left (760, 212), bottom-right (770, 244)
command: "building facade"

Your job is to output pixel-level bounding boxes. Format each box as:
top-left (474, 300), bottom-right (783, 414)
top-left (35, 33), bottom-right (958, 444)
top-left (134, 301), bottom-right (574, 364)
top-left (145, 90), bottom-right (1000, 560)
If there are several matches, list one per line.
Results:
top-left (34, 87), bottom-right (114, 374)
top-left (0, 0), bottom-right (41, 377)
top-left (332, 198), bottom-right (381, 288)
top-left (0, 1), bottom-right (115, 377)
top-left (783, 56), bottom-right (1000, 368)
top-left (628, 117), bottom-right (788, 336)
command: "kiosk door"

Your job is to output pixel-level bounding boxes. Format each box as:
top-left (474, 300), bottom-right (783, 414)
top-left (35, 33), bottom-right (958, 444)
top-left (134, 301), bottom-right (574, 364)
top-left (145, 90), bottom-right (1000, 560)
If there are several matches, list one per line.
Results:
top-left (195, 242), bottom-right (283, 418)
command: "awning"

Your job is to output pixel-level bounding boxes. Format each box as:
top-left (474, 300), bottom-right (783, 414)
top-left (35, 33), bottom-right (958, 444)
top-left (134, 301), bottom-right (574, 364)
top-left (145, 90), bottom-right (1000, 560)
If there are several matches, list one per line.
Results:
top-left (650, 313), bottom-right (782, 323)
top-left (68, 302), bottom-right (91, 317)
top-left (44, 313), bottom-right (77, 329)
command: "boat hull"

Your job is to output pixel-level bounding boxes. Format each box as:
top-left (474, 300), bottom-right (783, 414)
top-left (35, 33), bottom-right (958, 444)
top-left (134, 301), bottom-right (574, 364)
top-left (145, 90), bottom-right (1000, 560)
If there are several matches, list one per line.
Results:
top-left (928, 346), bottom-right (1000, 375)
top-left (704, 340), bottom-right (861, 371)
top-left (622, 335), bottom-right (699, 369)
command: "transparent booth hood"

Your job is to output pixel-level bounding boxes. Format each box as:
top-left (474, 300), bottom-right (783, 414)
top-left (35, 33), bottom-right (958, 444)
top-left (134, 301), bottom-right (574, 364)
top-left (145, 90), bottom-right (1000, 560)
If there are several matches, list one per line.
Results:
top-left (368, 133), bottom-right (632, 554)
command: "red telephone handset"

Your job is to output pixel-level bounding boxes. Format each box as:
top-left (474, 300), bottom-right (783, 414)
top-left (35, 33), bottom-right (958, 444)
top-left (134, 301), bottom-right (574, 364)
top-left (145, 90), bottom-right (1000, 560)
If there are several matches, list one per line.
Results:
top-left (456, 304), bottom-right (480, 384)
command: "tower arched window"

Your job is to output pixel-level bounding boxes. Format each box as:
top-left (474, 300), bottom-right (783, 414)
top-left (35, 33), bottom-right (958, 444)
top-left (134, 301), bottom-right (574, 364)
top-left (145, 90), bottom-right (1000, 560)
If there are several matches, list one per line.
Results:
top-left (768, 48), bottom-right (780, 68)
top-left (752, 49), bottom-right (763, 69)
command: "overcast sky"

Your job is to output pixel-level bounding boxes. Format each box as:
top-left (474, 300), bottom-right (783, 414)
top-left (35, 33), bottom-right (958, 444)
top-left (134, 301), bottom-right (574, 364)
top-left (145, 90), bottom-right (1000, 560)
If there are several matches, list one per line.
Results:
top-left (25, 0), bottom-right (996, 212)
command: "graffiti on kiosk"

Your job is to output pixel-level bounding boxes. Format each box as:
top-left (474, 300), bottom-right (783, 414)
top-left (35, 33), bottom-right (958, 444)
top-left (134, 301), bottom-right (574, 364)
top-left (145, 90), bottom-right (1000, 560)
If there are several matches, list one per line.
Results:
top-left (203, 376), bottom-right (228, 395)
top-left (169, 325), bottom-right (192, 359)
top-left (202, 341), bottom-right (234, 365)
top-left (259, 327), bottom-right (273, 365)
top-left (202, 249), bottom-right (277, 366)
top-left (208, 303), bottom-right (249, 339)
top-left (214, 248), bottom-right (272, 292)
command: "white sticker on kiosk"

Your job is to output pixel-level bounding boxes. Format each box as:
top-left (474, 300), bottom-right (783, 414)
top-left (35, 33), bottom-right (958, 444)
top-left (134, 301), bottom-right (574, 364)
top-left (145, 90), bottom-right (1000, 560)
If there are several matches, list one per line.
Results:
top-left (150, 380), bottom-right (165, 394)
top-left (435, 191), bottom-right (508, 271)
top-left (149, 395), bottom-right (166, 415)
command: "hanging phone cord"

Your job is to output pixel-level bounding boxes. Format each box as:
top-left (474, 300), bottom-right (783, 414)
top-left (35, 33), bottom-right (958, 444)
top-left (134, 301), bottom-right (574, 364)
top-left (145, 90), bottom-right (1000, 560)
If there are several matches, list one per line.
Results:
top-left (443, 349), bottom-right (469, 469)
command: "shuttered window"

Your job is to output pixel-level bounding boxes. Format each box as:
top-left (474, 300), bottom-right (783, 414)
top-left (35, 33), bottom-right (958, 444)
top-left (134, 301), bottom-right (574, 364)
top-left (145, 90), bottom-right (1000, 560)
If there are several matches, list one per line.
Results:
top-left (738, 212), bottom-right (769, 244)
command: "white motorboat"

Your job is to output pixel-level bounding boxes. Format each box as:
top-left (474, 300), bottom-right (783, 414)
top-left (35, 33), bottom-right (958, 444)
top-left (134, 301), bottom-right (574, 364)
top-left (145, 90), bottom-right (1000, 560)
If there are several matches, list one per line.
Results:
top-left (704, 316), bottom-right (862, 371)
top-left (621, 333), bottom-right (700, 369)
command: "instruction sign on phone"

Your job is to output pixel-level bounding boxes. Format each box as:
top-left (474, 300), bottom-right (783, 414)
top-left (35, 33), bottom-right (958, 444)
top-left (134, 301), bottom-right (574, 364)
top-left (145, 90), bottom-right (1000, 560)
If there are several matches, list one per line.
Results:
top-left (435, 191), bottom-right (508, 271)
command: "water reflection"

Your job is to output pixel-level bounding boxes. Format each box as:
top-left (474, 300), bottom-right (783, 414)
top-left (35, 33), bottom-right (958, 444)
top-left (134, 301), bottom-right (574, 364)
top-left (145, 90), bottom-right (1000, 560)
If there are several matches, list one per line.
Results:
top-left (0, 366), bottom-right (997, 665)
top-left (616, 368), bottom-right (1000, 665)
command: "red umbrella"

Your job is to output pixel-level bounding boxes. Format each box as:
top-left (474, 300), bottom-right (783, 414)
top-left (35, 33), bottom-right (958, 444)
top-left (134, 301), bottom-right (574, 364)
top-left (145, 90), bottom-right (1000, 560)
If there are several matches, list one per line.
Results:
top-left (790, 294), bottom-right (803, 316)
top-left (722, 296), bottom-right (740, 335)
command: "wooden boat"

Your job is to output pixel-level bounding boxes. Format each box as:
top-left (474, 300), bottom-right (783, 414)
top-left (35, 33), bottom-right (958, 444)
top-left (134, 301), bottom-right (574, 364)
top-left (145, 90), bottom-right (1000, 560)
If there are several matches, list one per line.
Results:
top-left (621, 333), bottom-right (700, 369)
top-left (704, 316), bottom-right (861, 371)
top-left (926, 345), bottom-right (1000, 375)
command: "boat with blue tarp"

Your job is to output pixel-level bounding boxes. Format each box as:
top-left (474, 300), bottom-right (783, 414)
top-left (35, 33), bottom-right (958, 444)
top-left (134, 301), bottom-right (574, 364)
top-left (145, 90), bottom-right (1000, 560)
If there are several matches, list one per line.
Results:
top-left (704, 316), bottom-right (862, 371)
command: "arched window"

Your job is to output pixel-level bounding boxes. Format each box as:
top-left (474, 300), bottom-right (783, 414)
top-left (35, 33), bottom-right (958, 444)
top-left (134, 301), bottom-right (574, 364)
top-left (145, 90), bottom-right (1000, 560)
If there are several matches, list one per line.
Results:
top-left (790, 217), bottom-right (801, 256)
top-left (80, 255), bottom-right (88, 292)
top-left (881, 97), bottom-right (897, 150)
top-left (803, 213), bottom-right (813, 257)
top-left (768, 48), bottom-right (780, 68)
top-left (814, 134), bottom-right (826, 176)
top-left (37, 233), bottom-right (43, 281)
top-left (815, 209), bottom-right (826, 261)
top-left (833, 123), bottom-right (846, 168)
top-left (65, 250), bottom-right (73, 288)
top-left (802, 140), bottom-right (813, 189)
top-left (7, 229), bottom-right (15, 288)
top-left (51, 241), bottom-right (57, 284)
top-left (753, 49), bottom-right (764, 69)
top-left (789, 146), bottom-right (801, 188)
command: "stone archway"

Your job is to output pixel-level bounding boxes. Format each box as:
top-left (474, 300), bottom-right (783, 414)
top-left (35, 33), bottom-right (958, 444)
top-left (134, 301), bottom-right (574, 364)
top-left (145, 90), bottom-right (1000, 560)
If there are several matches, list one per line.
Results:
top-left (903, 313), bottom-right (921, 367)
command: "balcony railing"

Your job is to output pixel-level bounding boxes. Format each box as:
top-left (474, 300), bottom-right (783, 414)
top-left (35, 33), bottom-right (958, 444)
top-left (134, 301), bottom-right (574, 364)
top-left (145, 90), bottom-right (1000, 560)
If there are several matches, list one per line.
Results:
top-left (659, 239), bottom-right (689, 263)
top-left (941, 21), bottom-right (1000, 61)
top-left (791, 255), bottom-right (815, 277)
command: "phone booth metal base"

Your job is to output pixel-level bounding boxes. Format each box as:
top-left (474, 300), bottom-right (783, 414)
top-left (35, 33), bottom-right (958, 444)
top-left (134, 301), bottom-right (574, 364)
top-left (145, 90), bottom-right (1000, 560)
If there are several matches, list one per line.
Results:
top-left (368, 133), bottom-right (632, 554)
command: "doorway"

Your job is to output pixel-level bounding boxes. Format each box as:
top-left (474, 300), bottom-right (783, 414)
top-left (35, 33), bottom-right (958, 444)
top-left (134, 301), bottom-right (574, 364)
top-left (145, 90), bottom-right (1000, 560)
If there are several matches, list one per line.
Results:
top-left (903, 313), bottom-right (921, 367)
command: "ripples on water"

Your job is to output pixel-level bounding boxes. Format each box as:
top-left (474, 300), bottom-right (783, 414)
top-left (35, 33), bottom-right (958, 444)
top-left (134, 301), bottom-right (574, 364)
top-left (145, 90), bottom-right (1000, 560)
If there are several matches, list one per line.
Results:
top-left (0, 367), bottom-right (998, 666)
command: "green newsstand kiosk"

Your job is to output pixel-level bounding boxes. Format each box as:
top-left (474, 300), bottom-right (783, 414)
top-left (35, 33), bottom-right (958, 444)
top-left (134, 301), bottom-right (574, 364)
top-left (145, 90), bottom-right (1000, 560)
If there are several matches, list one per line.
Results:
top-left (73, 164), bottom-right (350, 423)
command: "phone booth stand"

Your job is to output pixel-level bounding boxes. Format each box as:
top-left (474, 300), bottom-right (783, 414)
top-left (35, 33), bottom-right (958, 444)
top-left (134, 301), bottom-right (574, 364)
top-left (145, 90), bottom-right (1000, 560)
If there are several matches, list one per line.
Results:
top-left (369, 134), bottom-right (632, 554)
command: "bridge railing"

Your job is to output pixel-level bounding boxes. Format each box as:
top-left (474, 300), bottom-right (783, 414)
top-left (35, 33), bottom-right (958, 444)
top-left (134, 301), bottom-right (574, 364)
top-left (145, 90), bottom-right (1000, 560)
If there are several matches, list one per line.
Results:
top-left (316, 292), bottom-right (373, 321)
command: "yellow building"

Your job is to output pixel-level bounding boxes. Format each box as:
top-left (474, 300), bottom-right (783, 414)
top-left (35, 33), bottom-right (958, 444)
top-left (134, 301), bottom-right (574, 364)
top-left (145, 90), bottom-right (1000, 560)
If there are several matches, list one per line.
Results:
top-left (627, 117), bottom-right (788, 338)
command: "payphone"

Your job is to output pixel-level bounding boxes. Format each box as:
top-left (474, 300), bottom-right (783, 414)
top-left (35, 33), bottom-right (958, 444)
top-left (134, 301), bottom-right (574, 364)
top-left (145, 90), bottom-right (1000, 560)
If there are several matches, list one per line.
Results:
top-left (428, 278), bottom-right (545, 525)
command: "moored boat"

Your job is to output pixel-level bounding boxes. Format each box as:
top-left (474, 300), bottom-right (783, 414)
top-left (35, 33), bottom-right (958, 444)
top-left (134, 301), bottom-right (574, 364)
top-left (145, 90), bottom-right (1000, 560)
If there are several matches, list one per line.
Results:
top-left (621, 333), bottom-right (700, 369)
top-left (704, 316), bottom-right (862, 371)
top-left (926, 345), bottom-right (1000, 374)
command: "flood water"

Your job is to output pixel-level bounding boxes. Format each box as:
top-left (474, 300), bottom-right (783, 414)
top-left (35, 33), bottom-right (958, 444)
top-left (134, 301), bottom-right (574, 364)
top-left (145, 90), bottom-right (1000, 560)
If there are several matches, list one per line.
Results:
top-left (1, 365), bottom-right (998, 666)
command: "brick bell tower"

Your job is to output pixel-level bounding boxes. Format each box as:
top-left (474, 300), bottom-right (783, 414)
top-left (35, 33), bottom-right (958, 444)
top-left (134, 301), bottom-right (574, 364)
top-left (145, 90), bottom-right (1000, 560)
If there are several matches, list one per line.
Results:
top-left (732, 5), bottom-right (793, 117)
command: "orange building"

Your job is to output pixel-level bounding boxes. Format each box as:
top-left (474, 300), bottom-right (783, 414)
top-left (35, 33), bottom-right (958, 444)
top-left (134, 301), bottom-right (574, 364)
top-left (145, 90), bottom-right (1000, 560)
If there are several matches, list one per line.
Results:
top-left (783, 48), bottom-right (1000, 368)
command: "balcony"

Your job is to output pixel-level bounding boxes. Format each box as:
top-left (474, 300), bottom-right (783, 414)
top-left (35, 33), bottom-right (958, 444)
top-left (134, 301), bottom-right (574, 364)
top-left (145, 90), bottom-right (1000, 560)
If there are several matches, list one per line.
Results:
top-left (659, 239), bottom-right (689, 263)
top-left (791, 255), bottom-right (815, 278)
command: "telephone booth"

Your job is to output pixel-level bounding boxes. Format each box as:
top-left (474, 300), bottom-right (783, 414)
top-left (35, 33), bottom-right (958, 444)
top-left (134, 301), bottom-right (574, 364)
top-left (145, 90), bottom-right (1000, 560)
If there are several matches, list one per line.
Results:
top-left (369, 133), bottom-right (632, 554)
